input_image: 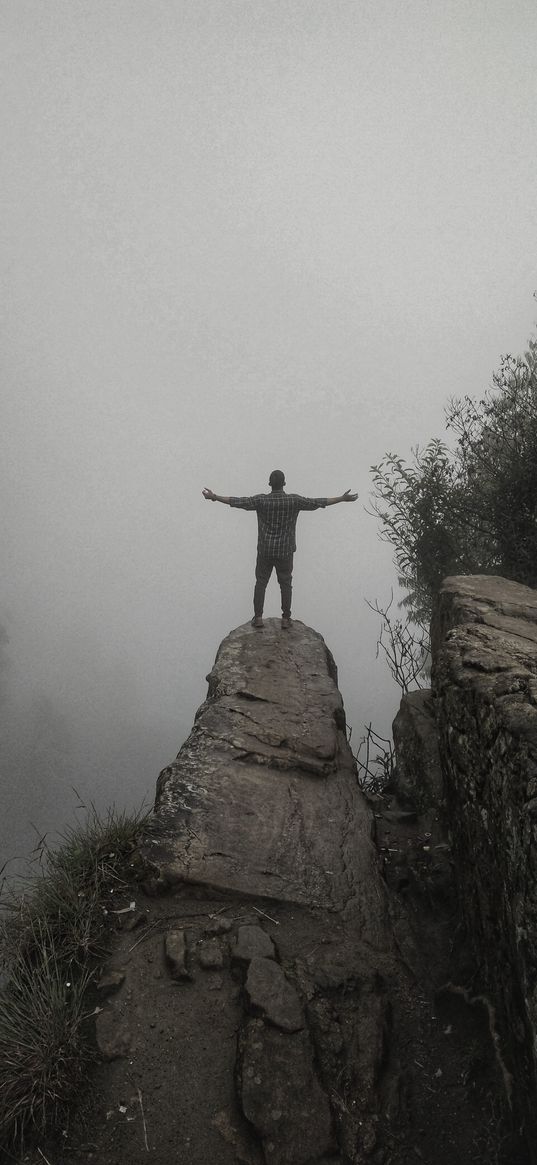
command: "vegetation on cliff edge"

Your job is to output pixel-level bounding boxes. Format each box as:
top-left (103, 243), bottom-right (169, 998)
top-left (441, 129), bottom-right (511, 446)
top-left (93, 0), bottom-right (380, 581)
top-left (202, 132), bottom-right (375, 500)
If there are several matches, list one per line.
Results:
top-left (0, 802), bottom-right (149, 1148)
top-left (371, 331), bottom-right (537, 629)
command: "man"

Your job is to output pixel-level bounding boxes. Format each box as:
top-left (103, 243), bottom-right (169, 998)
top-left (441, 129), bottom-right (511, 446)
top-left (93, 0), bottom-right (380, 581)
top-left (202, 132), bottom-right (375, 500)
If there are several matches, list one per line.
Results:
top-left (202, 470), bottom-right (358, 629)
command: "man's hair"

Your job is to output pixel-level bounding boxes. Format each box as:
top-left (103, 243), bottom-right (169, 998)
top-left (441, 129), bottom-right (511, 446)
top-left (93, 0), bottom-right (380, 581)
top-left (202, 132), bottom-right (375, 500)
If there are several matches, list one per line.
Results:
top-left (269, 469), bottom-right (285, 490)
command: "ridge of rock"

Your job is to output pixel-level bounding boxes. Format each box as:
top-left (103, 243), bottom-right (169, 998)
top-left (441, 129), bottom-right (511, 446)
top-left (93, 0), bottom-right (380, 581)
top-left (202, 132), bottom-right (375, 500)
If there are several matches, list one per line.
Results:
top-left (49, 614), bottom-right (524, 1165)
top-left (140, 619), bottom-right (382, 922)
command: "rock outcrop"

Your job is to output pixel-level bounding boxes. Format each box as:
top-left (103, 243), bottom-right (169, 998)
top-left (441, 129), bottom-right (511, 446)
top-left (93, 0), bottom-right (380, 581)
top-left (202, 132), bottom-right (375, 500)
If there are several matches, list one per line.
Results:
top-left (142, 620), bottom-right (383, 924)
top-left (58, 615), bottom-right (523, 1165)
top-left (137, 619), bottom-right (394, 1164)
top-left (431, 576), bottom-right (537, 1157)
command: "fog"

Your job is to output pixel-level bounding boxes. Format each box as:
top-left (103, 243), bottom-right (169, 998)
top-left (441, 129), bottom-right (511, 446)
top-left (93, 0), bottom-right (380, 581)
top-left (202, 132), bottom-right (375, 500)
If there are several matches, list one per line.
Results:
top-left (2, 0), bottom-right (537, 871)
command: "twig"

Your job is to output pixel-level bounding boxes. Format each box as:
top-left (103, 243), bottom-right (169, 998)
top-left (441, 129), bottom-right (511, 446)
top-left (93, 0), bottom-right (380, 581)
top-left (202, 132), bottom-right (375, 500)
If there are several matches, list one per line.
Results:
top-left (253, 906), bottom-right (279, 925)
top-left (128, 920), bottom-right (161, 953)
top-left (38, 1150), bottom-right (54, 1165)
top-left (137, 1088), bottom-right (149, 1151)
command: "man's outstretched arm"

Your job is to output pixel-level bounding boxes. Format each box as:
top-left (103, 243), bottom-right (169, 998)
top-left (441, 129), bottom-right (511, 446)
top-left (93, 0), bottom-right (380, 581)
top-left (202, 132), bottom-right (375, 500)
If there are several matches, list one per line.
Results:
top-left (325, 489), bottom-right (358, 506)
top-left (202, 488), bottom-right (231, 504)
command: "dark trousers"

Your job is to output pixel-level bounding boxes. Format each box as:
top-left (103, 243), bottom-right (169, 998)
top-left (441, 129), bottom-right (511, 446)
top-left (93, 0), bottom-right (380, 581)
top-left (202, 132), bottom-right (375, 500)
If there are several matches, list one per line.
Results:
top-left (254, 552), bottom-right (293, 618)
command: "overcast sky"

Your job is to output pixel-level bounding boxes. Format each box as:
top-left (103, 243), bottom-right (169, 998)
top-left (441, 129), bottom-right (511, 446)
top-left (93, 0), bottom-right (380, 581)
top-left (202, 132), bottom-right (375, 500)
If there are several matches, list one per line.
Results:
top-left (1, 0), bottom-right (536, 860)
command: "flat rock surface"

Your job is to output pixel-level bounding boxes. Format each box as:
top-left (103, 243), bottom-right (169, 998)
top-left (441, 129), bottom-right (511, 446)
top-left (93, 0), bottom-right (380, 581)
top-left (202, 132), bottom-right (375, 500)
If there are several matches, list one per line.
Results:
top-left (431, 574), bottom-right (537, 657)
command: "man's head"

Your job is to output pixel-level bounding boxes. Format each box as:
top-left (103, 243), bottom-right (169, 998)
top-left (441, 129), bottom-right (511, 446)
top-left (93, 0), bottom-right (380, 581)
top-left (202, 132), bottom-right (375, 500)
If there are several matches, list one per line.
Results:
top-left (269, 469), bottom-right (285, 490)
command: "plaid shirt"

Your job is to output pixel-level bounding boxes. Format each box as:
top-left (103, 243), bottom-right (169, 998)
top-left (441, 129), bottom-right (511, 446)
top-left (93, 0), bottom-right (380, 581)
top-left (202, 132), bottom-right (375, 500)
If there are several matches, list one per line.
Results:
top-left (229, 490), bottom-right (327, 557)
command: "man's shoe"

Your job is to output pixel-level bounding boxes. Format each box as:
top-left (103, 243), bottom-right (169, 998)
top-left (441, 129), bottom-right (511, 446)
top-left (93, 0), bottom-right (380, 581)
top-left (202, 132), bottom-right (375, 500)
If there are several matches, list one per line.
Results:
top-left (252, 616), bottom-right (264, 629)
top-left (281, 616), bottom-right (292, 630)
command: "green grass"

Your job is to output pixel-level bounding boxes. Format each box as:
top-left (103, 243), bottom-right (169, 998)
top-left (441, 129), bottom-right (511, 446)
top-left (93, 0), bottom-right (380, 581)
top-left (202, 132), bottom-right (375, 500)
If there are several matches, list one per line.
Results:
top-left (0, 802), bottom-right (150, 1147)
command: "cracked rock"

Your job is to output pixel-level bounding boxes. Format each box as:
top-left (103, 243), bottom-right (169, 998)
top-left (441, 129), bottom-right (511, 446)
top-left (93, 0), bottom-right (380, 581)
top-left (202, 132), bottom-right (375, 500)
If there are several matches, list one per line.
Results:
top-left (245, 957), bottom-right (304, 1032)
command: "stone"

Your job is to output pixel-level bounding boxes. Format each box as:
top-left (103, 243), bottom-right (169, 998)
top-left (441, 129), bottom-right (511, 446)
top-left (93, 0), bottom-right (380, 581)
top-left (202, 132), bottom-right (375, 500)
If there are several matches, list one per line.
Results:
top-left (165, 929), bottom-right (191, 981)
top-left (233, 925), bottom-right (276, 964)
top-left (95, 1008), bottom-right (131, 1060)
top-left (239, 1018), bottom-right (335, 1165)
top-left (96, 968), bottom-right (126, 996)
top-left (198, 937), bottom-right (225, 969)
top-left (392, 689), bottom-right (443, 813)
top-left (245, 957), bottom-right (304, 1032)
top-left (204, 916), bottom-right (233, 936)
top-left (122, 910), bottom-right (148, 932)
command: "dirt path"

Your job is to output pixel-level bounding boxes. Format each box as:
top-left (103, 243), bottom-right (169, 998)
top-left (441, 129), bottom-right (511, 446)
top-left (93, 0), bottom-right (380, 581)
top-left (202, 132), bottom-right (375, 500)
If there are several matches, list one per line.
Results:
top-left (18, 805), bottom-right (526, 1165)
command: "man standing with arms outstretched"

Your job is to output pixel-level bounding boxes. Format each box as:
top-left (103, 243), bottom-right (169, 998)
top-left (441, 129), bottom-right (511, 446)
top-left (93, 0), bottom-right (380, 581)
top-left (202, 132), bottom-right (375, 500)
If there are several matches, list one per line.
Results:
top-left (202, 470), bottom-right (358, 629)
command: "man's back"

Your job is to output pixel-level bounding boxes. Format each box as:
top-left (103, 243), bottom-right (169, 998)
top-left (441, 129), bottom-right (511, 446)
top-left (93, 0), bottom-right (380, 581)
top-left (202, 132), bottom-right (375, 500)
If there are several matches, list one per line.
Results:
top-left (230, 489), bottom-right (327, 556)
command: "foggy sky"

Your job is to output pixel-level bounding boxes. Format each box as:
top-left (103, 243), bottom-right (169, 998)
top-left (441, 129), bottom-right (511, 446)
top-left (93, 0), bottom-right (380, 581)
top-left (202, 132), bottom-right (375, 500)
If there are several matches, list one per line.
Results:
top-left (1, 0), bottom-right (537, 867)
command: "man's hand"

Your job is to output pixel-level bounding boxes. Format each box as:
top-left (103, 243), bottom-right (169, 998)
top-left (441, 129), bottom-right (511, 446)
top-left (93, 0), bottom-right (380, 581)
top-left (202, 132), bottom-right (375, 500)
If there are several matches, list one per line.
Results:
top-left (202, 488), bottom-right (231, 504)
top-left (325, 489), bottom-right (358, 506)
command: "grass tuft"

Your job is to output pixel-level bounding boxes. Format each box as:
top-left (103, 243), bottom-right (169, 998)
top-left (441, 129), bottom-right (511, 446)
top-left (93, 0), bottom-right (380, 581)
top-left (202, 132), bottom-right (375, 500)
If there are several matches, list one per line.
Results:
top-left (0, 801), bottom-right (150, 1147)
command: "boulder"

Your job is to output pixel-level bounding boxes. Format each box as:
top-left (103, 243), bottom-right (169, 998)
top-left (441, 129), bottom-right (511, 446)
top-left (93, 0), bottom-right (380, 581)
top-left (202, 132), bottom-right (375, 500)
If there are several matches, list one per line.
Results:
top-left (233, 924), bottom-right (276, 965)
top-left (392, 688), bottom-right (442, 812)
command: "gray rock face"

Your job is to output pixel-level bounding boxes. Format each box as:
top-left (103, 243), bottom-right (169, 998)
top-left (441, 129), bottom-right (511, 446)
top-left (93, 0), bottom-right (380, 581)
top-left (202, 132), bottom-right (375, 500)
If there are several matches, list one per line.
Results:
top-left (432, 574), bottom-right (537, 1157)
top-left (141, 620), bottom-right (382, 927)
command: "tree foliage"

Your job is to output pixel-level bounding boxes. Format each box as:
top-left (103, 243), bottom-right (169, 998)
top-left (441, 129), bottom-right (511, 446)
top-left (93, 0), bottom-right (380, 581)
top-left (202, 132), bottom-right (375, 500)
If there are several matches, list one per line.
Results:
top-left (371, 334), bottom-right (537, 626)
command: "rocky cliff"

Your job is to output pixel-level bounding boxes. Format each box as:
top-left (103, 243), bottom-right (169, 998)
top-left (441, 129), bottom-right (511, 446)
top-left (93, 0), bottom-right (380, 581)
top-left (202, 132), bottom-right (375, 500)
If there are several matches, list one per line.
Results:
top-left (138, 619), bottom-right (394, 1164)
top-left (430, 575), bottom-right (537, 1158)
top-left (50, 616), bottom-right (523, 1165)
